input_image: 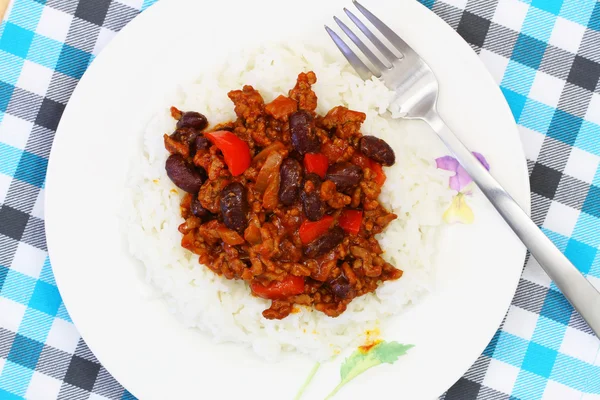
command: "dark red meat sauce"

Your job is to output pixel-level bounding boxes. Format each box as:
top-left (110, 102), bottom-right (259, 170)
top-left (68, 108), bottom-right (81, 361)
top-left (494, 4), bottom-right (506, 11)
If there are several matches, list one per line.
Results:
top-left (164, 71), bottom-right (403, 319)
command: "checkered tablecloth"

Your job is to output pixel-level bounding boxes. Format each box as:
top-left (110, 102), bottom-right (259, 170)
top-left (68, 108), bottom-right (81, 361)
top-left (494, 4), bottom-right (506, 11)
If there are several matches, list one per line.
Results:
top-left (0, 0), bottom-right (599, 399)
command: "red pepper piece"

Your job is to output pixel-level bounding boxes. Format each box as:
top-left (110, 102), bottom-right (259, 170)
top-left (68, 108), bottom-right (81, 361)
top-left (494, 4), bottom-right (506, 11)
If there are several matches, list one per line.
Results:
top-left (351, 153), bottom-right (386, 186)
top-left (205, 131), bottom-right (251, 176)
top-left (338, 209), bottom-right (363, 235)
top-left (299, 215), bottom-right (334, 244)
top-left (303, 153), bottom-right (329, 179)
top-left (370, 161), bottom-right (386, 186)
top-left (250, 276), bottom-right (305, 300)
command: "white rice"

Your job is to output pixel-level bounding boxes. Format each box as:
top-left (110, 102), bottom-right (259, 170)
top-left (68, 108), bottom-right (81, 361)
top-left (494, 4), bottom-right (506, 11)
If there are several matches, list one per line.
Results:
top-left (124, 43), bottom-right (453, 361)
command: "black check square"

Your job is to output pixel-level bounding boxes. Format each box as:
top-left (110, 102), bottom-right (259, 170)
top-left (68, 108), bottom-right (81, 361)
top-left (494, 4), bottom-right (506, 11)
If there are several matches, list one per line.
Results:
top-left (64, 355), bottom-right (101, 391)
top-left (35, 98), bottom-right (66, 131)
top-left (530, 163), bottom-right (562, 199)
top-left (457, 11), bottom-right (491, 48)
top-left (567, 55), bottom-right (600, 92)
top-left (445, 378), bottom-right (481, 400)
top-left (74, 0), bottom-right (112, 26)
top-left (0, 205), bottom-right (29, 241)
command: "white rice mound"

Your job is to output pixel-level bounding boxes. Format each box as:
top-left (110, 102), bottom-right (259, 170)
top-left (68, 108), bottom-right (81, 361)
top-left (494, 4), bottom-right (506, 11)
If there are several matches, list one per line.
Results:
top-left (125, 43), bottom-right (453, 361)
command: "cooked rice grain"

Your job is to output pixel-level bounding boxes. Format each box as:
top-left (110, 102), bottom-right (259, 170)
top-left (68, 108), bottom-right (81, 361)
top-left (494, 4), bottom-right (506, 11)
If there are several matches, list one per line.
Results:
top-left (125, 43), bottom-right (453, 361)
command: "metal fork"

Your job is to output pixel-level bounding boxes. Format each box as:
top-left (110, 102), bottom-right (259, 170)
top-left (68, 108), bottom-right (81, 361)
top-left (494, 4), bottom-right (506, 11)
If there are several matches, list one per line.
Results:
top-left (326, 1), bottom-right (600, 337)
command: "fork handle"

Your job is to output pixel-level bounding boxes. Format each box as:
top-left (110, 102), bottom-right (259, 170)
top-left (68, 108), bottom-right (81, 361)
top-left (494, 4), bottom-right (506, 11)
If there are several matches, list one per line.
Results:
top-left (425, 110), bottom-right (600, 337)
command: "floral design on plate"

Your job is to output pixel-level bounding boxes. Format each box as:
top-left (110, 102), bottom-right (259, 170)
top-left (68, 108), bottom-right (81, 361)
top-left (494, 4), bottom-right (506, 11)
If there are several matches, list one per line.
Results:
top-left (436, 152), bottom-right (490, 224)
top-left (295, 341), bottom-right (414, 400)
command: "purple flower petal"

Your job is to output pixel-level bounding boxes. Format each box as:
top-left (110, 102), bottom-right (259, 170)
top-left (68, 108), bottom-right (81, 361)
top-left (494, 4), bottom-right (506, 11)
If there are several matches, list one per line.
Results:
top-left (473, 152), bottom-right (490, 171)
top-left (448, 175), bottom-right (460, 191)
top-left (435, 156), bottom-right (459, 172)
top-left (437, 152), bottom-right (491, 192)
top-left (450, 165), bottom-right (472, 191)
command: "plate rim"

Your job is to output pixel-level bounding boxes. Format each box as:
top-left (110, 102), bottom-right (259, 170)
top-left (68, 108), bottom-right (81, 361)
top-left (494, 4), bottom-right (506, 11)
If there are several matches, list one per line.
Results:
top-left (45, 1), bottom-right (531, 399)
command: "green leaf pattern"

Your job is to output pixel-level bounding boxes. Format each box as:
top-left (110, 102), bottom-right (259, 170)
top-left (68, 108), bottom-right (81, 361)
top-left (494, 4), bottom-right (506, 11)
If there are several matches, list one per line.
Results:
top-left (370, 341), bottom-right (414, 364)
top-left (339, 351), bottom-right (380, 381)
top-left (294, 341), bottom-right (414, 400)
top-left (324, 341), bottom-right (414, 399)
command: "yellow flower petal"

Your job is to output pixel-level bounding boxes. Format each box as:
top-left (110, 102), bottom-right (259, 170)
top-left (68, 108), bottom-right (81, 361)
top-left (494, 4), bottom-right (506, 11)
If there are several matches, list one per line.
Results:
top-left (443, 193), bottom-right (474, 224)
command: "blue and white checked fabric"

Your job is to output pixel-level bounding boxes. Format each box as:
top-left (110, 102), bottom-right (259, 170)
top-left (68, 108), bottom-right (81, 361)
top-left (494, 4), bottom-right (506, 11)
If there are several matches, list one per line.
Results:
top-left (0, 0), bottom-right (599, 399)
top-left (0, 2), bottom-right (157, 399)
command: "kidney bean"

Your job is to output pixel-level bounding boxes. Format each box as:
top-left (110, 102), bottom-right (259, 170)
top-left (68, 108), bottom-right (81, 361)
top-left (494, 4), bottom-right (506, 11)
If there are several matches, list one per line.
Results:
top-left (288, 150), bottom-right (304, 163)
top-left (301, 191), bottom-right (325, 221)
top-left (301, 173), bottom-right (325, 221)
top-left (304, 226), bottom-right (344, 258)
top-left (305, 173), bottom-right (323, 190)
top-left (170, 127), bottom-right (197, 146)
top-left (279, 158), bottom-right (303, 206)
top-left (191, 195), bottom-right (210, 219)
top-left (165, 154), bottom-right (205, 193)
top-left (213, 122), bottom-right (235, 132)
top-left (360, 136), bottom-right (395, 166)
top-left (176, 111), bottom-right (208, 130)
top-left (290, 110), bottom-right (320, 155)
top-left (194, 135), bottom-right (211, 152)
top-left (325, 162), bottom-right (363, 191)
top-left (220, 182), bottom-right (248, 233)
top-left (328, 275), bottom-right (352, 299)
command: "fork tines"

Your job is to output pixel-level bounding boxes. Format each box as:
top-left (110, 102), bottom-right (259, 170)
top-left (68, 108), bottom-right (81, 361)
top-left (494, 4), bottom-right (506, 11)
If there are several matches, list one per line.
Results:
top-left (325, 0), bottom-right (417, 80)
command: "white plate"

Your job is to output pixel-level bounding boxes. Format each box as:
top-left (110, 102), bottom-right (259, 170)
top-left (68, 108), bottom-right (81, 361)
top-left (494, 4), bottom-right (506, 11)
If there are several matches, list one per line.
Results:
top-left (45, 0), bottom-right (530, 399)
